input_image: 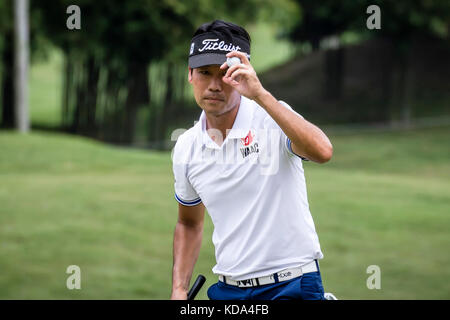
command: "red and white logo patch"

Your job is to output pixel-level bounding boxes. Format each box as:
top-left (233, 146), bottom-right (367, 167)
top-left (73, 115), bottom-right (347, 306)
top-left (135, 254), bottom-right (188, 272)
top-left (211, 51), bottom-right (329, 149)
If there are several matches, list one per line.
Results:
top-left (241, 130), bottom-right (254, 146)
top-left (239, 129), bottom-right (259, 159)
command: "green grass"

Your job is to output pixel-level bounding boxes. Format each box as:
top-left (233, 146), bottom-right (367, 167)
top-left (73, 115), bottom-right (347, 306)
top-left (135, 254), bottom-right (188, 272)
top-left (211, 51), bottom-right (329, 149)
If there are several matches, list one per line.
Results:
top-left (0, 125), bottom-right (449, 299)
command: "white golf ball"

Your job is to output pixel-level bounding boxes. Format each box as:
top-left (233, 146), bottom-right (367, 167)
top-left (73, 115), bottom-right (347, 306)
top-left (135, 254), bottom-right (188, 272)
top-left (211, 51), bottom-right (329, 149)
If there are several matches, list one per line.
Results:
top-left (226, 57), bottom-right (241, 67)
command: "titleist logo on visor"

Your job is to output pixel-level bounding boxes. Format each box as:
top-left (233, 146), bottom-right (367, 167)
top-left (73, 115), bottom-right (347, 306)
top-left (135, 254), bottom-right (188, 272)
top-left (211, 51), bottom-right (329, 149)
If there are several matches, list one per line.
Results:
top-left (198, 39), bottom-right (241, 53)
top-left (188, 32), bottom-right (250, 68)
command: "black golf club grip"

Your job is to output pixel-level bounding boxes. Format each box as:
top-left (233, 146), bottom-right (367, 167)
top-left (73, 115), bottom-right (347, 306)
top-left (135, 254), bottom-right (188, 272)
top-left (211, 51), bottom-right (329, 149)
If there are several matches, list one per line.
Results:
top-left (187, 275), bottom-right (206, 300)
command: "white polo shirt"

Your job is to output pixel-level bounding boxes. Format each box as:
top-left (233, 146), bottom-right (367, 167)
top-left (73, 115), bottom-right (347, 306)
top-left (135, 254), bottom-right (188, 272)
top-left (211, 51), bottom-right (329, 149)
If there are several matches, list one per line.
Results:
top-left (172, 96), bottom-right (323, 280)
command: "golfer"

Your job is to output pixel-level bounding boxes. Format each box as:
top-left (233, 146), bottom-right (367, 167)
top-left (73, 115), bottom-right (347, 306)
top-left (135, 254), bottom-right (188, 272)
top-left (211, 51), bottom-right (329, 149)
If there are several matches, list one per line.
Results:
top-left (171, 20), bottom-right (333, 300)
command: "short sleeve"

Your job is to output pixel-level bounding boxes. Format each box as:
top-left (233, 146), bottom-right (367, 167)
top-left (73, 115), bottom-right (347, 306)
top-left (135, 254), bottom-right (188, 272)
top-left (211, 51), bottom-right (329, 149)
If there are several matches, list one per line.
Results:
top-left (277, 101), bottom-right (309, 161)
top-left (172, 135), bottom-right (202, 206)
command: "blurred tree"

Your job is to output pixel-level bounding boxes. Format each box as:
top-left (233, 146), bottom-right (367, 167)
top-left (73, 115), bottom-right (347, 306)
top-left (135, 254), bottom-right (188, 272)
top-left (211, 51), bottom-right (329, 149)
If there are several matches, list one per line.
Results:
top-left (2, 0), bottom-right (298, 143)
top-left (288, 0), bottom-right (450, 124)
top-left (0, 0), bottom-right (57, 129)
top-left (362, 0), bottom-right (450, 124)
top-left (288, 0), bottom-right (359, 50)
top-left (289, 0), bottom-right (450, 48)
top-left (27, 0), bottom-right (297, 144)
top-left (31, 0), bottom-right (188, 143)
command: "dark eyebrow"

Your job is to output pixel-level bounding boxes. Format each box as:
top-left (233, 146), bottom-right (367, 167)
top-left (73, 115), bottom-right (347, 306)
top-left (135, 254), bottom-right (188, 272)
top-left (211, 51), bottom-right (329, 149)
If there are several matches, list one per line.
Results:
top-left (197, 66), bottom-right (221, 74)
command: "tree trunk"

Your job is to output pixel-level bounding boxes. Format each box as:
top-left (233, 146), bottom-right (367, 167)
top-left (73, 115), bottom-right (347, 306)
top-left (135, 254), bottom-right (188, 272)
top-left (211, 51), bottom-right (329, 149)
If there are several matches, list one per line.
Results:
top-left (388, 43), bottom-right (414, 126)
top-left (104, 64), bottom-right (124, 143)
top-left (122, 61), bottom-right (150, 144)
top-left (400, 48), bottom-right (414, 127)
top-left (71, 58), bottom-right (85, 134)
top-left (158, 62), bottom-right (174, 146)
top-left (62, 51), bottom-right (73, 129)
top-left (85, 56), bottom-right (100, 137)
top-left (13, 0), bottom-right (29, 133)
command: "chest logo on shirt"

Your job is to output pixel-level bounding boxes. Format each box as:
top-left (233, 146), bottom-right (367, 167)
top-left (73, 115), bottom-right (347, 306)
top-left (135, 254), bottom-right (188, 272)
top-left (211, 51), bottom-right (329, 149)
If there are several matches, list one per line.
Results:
top-left (240, 130), bottom-right (259, 159)
top-left (241, 130), bottom-right (254, 146)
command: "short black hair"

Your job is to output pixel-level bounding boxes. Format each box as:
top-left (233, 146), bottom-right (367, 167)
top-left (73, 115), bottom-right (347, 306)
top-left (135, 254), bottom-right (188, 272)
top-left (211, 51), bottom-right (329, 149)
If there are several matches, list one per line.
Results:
top-left (193, 20), bottom-right (251, 45)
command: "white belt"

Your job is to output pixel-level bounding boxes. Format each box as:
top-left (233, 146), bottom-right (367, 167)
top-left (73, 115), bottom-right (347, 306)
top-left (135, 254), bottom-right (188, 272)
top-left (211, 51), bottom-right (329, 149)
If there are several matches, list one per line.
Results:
top-left (218, 260), bottom-right (318, 288)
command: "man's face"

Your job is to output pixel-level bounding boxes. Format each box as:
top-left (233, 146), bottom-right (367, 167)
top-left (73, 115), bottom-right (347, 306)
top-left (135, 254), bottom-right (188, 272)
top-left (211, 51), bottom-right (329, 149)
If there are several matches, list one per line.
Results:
top-left (188, 65), bottom-right (240, 116)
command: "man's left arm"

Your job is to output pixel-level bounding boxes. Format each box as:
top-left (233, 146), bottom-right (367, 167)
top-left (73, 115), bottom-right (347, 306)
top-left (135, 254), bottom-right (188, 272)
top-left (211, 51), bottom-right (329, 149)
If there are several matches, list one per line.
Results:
top-left (221, 51), bottom-right (333, 164)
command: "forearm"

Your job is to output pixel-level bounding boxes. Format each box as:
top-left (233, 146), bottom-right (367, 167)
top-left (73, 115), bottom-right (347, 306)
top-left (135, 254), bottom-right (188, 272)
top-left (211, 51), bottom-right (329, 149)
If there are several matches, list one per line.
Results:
top-left (171, 220), bottom-right (203, 298)
top-left (254, 89), bottom-right (333, 163)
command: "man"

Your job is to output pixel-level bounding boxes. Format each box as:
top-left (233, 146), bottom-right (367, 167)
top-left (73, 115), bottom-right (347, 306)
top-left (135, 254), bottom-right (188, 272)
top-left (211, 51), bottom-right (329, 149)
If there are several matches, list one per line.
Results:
top-left (171, 20), bottom-right (333, 300)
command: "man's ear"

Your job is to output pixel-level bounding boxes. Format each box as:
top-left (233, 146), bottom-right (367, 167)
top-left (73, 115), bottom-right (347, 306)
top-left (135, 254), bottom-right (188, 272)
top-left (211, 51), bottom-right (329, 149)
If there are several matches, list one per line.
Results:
top-left (188, 67), bottom-right (193, 83)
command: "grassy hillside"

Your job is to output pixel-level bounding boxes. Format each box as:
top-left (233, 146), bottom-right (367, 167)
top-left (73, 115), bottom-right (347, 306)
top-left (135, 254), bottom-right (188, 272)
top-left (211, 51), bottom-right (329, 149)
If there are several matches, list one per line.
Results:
top-left (0, 125), bottom-right (449, 299)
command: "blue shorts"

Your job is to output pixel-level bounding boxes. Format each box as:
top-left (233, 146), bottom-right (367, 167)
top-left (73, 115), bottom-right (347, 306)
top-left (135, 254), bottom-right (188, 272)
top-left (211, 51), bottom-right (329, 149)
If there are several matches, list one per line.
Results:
top-left (207, 262), bottom-right (326, 300)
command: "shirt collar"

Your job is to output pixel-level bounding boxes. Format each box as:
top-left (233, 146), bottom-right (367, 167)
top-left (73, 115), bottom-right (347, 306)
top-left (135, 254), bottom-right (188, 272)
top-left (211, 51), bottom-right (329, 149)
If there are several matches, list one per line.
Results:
top-left (197, 96), bottom-right (255, 148)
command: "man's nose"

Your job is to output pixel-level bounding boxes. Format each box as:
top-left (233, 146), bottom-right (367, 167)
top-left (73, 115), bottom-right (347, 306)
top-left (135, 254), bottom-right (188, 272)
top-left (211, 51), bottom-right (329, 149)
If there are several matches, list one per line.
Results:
top-left (208, 74), bottom-right (223, 91)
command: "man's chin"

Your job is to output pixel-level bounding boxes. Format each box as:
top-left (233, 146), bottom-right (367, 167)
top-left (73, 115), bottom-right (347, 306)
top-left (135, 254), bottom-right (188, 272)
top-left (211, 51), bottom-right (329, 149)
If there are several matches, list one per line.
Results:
top-left (202, 100), bottom-right (225, 112)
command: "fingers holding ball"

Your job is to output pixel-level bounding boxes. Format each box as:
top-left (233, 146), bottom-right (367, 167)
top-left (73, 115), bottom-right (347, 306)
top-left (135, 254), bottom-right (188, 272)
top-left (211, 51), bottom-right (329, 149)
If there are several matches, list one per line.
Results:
top-left (226, 57), bottom-right (241, 68)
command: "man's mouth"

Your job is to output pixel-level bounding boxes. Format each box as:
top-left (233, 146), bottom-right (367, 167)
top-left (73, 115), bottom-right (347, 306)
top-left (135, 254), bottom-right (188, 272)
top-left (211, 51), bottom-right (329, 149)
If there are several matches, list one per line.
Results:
top-left (204, 96), bottom-right (224, 102)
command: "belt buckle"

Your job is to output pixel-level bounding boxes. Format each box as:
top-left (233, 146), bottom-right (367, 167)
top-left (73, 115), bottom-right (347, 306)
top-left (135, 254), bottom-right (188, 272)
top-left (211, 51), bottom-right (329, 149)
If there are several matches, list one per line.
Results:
top-left (237, 278), bottom-right (256, 288)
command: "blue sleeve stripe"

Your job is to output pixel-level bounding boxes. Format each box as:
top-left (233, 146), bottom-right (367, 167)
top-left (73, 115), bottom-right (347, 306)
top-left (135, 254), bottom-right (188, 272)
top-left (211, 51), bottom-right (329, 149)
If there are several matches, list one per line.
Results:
top-left (287, 138), bottom-right (308, 161)
top-left (175, 193), bottom-right (202, 206)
